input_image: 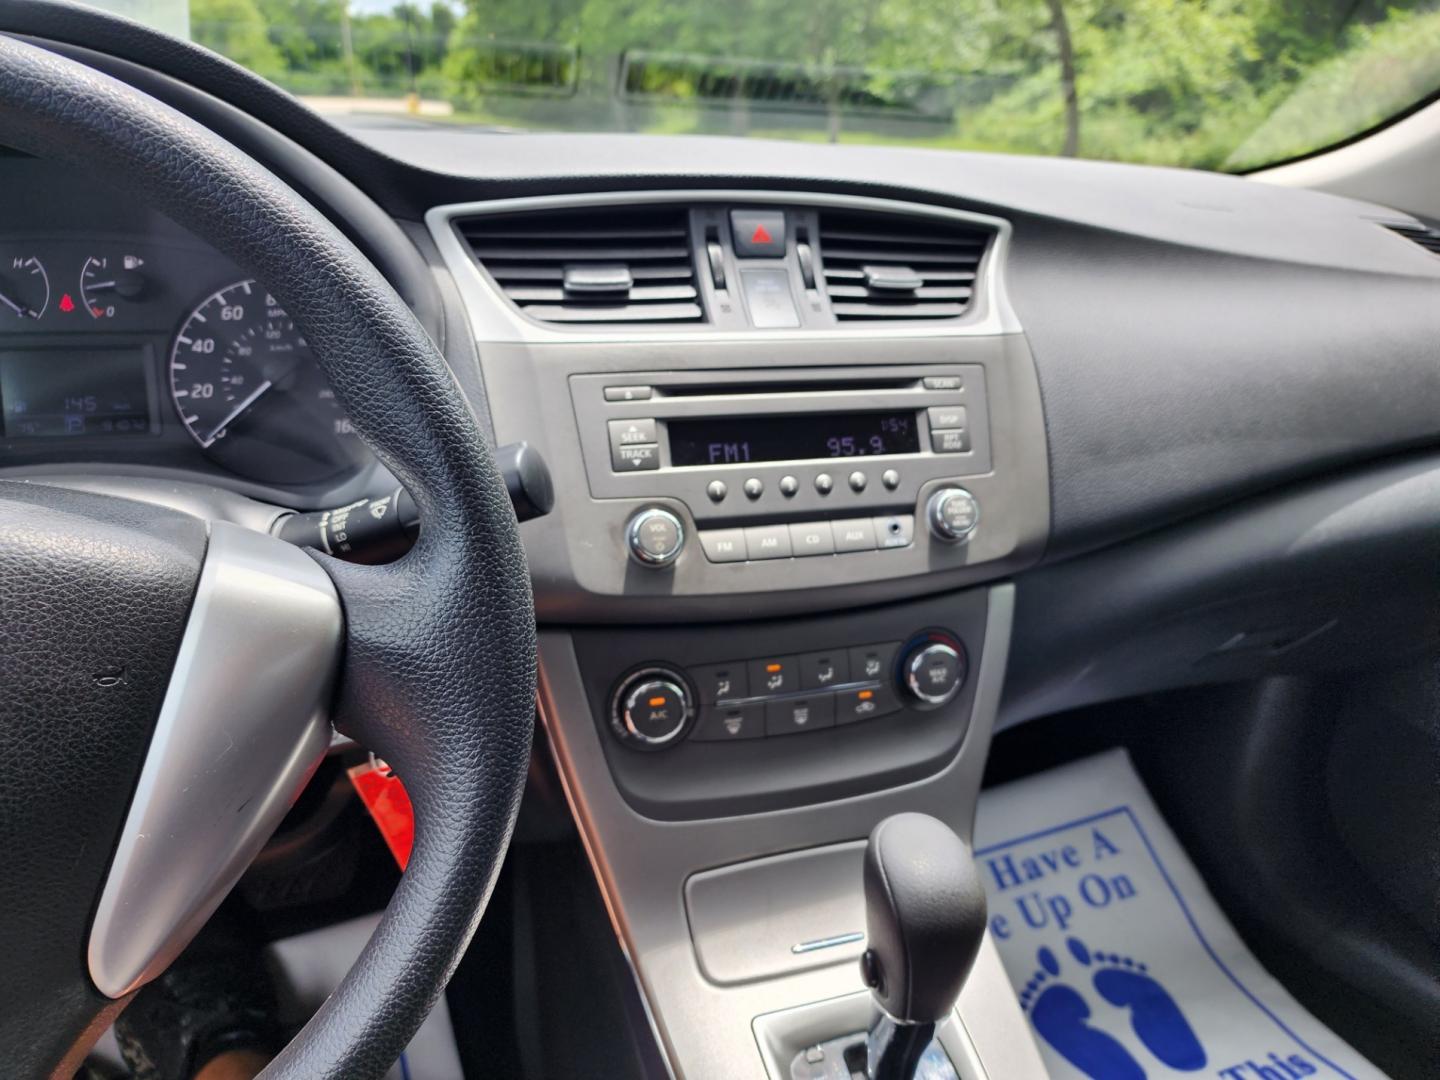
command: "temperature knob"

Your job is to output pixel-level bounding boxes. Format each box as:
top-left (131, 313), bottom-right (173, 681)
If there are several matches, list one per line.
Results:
top-left (627, 507), bottom-right (685, 567)
top-left (926, 487), bottom-right (979, 543)
top-left (610, 668), bottom-right (694, 749)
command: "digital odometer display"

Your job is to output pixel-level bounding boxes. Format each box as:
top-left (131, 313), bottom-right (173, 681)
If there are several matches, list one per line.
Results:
top-left (0, 347), bottom-right (153, 438)
top-left (668, 411), bottom-right (919, 466)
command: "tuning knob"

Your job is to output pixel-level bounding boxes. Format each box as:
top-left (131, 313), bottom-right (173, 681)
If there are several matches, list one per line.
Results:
top-left (926, 487), bottom-right (979, 544)
top-left (627, 507), bottom-right (685, 567)
top-left (899, 638), bottom-right (967, 708)
top-left (609, 668), bottom-right (694, 749)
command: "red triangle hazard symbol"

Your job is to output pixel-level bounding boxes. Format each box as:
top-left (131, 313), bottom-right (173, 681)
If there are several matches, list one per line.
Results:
top-left (751, 224), bottom-right (772, 244)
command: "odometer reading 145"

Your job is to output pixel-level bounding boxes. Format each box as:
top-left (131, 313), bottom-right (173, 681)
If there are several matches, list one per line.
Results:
top-left (169, 279), bottom-right (366, 484)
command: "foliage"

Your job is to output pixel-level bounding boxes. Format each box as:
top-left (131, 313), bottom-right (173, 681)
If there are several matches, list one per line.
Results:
top-left (184, 0), bottom-right (1440, 171)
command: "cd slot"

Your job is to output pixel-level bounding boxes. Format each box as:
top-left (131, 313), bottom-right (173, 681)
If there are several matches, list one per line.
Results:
top-left (660, 377), bottom-right (918, 398)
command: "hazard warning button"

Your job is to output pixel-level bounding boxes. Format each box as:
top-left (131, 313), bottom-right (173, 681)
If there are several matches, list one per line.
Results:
top-left (730, 209), bottom-right (787, 258)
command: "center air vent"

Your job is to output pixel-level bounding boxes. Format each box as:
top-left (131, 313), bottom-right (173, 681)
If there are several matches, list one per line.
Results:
top-left (460, 207), bottom-right (704, 324)
top-left (817, 210), bottom-right (989, 320)
top-left (1382, 221), bottom-right (1440, 256)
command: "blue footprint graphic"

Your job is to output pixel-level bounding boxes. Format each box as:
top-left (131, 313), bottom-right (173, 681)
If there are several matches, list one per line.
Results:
top-left (1067, 937), bottom-right (1207, 1072)
top-left (1020, 945), bottom-right (1146, 1080)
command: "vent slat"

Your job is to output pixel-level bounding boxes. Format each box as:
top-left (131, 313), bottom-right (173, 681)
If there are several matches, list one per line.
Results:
top-left (818, 209), bottom-right (990, 321)
top-left (825, 284), bottom-right (972, 301)
top-left (462, 206), bottom-right (705, 325)
top-left (522, 302), bottom-right (704, 323)
top-left (504, 283), bottom-right (699, 303)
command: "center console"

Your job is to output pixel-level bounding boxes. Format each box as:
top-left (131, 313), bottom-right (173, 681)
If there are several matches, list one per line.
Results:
top-left (429, 190), bottom-right (1051, 1078)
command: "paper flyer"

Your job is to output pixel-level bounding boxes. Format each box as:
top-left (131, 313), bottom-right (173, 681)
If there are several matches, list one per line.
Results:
top-left (974, 750), bottom-right (1386, 1080)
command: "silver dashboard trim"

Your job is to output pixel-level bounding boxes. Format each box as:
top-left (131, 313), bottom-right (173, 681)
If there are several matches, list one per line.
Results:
top-left (425, 190), bottom-right (1021, 344)
top-left (88, 522), bottom-right (342, 999)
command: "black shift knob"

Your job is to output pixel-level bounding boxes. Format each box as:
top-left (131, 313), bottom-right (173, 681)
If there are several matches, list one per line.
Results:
top-left (860, 813), bottom-right (987, 1024)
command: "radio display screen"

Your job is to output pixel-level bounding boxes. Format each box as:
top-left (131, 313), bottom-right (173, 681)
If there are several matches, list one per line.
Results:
top-left (668, 410), bottom-right (919, 466)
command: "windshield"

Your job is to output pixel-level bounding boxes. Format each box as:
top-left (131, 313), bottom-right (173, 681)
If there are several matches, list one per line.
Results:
top-left (107, 0), bottom-right (1440, 172)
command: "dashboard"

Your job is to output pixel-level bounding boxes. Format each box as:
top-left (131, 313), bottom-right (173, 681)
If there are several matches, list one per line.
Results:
top-left (0, 155), bottom-right (378, 505)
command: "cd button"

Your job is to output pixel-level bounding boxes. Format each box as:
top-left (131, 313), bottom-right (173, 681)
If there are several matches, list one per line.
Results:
top-left (699, 528), bottom-right (746, 563)
top-left (692, 702), bottom-right (764, 742)
top-left (604, 385), bottom-right (654, 401)
top-left (799, 650), bottom-right (850, 690)
top-left (744, 524), bottom-right (791, 560)
top-left (831, 517), bottom-right (877, 553)
top-left (922, 375), bottom-right (962, 391)
top-left (764, 694), bottom-right (836, 736)
top-left (787, 521), bottom-right (835, 557)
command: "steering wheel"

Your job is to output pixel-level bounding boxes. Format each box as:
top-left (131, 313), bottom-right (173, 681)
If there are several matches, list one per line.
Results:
top-left (0, 34), bottom-right (536, 1080)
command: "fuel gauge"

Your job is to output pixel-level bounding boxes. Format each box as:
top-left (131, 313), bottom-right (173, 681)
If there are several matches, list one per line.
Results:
top-left (0, 255), bottom-right (50, 320)
top-left (80, 254), bottom-right (147, 319)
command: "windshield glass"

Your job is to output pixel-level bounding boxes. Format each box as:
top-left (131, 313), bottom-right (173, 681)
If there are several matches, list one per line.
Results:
top-left (107, 0), bottom-right (1440, 172)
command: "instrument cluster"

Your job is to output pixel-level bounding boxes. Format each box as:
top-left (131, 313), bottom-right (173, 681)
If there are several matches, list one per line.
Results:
top-left (0, 210), bottom-right (373, 495)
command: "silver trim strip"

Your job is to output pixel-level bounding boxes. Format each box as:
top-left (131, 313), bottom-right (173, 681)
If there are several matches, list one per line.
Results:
top-left (88, 522), bottom-right (343, 999)
top-left (791, 931), bottom-right (865, 955)
top-left (425, 190), bottom-right (1021, 344)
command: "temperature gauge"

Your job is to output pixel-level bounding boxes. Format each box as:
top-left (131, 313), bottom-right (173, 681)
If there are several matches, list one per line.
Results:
top-left (80, 254), bottom-right (147, 319)
top-left (0, 255), bottom-right (50, 320)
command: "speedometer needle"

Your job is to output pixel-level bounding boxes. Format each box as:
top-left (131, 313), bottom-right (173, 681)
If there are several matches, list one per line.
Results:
top-left (200, 380), bottom-right (273, 447)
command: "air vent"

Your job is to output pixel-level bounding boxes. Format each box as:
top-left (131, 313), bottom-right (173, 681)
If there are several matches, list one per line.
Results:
top-left (1383, 221), bottom-right (1440, 256)
top-left (460, 207), bottom-right (704, 324)
top-left (817, 211), bottom-right (989, 320)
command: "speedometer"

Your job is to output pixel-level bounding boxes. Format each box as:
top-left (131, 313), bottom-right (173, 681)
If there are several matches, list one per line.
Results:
top-left (170, 280), bottom-right (368, 484)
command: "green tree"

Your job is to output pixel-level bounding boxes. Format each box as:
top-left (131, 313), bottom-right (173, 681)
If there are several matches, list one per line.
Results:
top-left (190, 0), bottom-right (285, 79)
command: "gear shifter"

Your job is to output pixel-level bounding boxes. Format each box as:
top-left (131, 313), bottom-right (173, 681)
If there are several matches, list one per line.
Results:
top-left (859, 813), bottom-right (987, 1080)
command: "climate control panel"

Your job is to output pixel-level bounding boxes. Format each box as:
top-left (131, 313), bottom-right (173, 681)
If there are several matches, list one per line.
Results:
top-left (606, 630), bottom-right (967, 751)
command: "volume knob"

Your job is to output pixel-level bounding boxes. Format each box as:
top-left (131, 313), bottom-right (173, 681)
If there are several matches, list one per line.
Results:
top-left (627, 507), bottom-right (685, 567)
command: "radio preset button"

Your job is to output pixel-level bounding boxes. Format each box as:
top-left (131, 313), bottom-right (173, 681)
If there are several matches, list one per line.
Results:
top-left (848, 471), bottom-right (867, 492)
top-left (922, 375), bottom-right (962, 391)
top-left (748, 656), bottom-right (798, 696)
top-left (788, 521), bottom-right (835, 557)
top-left (692, 702), bottom-right (764, 742)
top-left (874, 513), bottom-right (915, 550)
top-left (831, 517), bottom-right (877, 553)
top-left (699, 528), bottom-right (746, 563)
top-left (779, 475), bottom-right (799, 497)
top-left (814, 473), bottom-right (834, 495)
top-left (706, 480), bottom-right (728, 503)
top-left (926, 405), bottom-right (968, 431)
top-left (743, 477), bottom-right (764, 500)
top-left (931, 429), bottom-right (971, 454)
top-left (882, 469), bottom-right (901, 490)
top-left (744, 524), bottom-right (791, 560)
top-left (604, 385), bottom-right (653, 401)
top-left (765, 694), bottom-right (836, 736)
top-left (800, 650), bottom-right (850, 690)
top-left (612, 443), bottom-right (660, 471)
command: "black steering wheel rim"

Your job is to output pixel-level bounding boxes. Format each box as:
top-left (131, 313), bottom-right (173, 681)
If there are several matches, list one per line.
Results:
top-left (0, 32), bottom-right (536, 1080)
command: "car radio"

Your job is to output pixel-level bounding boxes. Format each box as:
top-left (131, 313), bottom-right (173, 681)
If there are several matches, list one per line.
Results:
top-left (570, 364), bottom-right (991, 566)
